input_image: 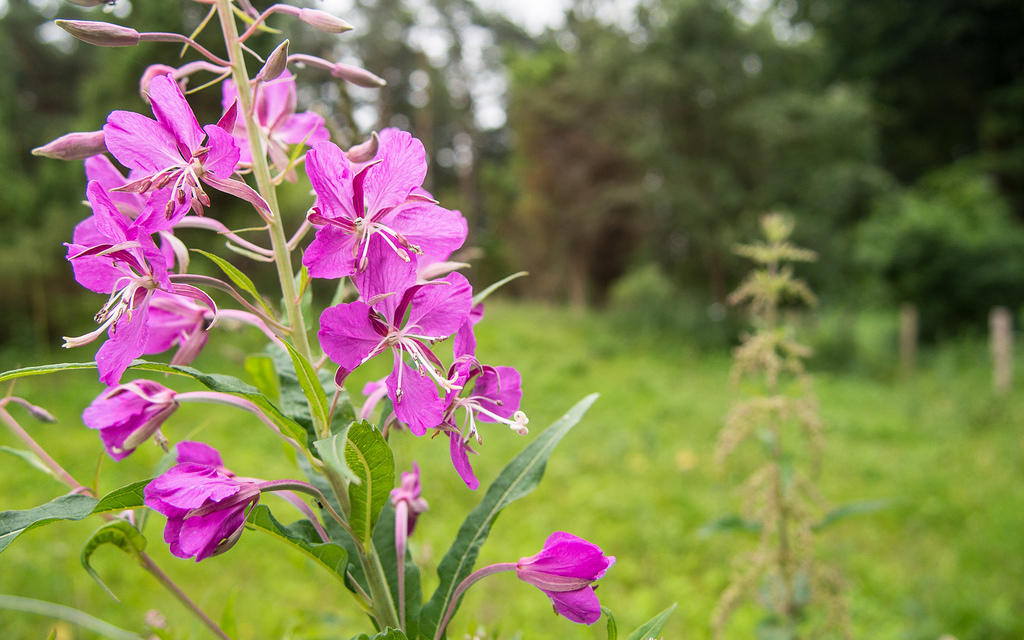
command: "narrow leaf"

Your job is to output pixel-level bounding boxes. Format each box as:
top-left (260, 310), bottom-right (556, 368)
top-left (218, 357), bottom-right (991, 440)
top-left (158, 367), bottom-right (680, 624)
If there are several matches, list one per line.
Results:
top-left (245, 505), bottom-right (348, 583)
top-left (314, 427), bottom-right (360, 486)
top-left (0, 362), bottom-right (98, 384)
top-left (282, 341), bottom-right (330, 437)
top-left (0, 446), bottom-right (59, 480)
top-left (602, 607), bottom-right (618, 640)
top-left (245, 354), bottom-right (280, 404)
top-left (812, 499), bottom-right (891, 531)
top-left (472, 271), bottom-right (528, 306)
top-left (81, 520), bottom-right (146, 600)
top-left (93, 480), bottom-right (149, 513)
top-left (0, 595), bottom-right (146, 640)
top-left (419, 394), bottom-right (598, 638)
top-left (192, 248), bottom-right (272, 314)
top-left (626, 603), bottom-right (677, 640)
top-left (0, 494), bottom-right (98, 553)
top-left (344, 421), bottom-right (395, 547)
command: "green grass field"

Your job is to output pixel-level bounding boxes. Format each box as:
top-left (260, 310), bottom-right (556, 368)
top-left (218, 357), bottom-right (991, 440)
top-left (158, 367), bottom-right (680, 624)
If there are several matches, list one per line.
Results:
top-left (1, 302), bottom-right (1022, 639)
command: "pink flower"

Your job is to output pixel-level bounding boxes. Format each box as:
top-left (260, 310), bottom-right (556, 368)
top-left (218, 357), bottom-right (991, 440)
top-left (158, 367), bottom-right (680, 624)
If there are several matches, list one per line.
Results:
top-left (390, 462), bottom-right (428, 535)
top-left (516, 532), bottom-right (616, 625)
top-left (221, 70), bottom-right (329, 177)
top-left (144, 442), bottom-right (260, 562)
top-left (301, 129), bottom-right (466, 280)
top-left (318, 247), bottom-right (472, 435)
top-left (83, 379), bottom-right (178, 460)
top-left (104, 74), bottom-right (267, 228)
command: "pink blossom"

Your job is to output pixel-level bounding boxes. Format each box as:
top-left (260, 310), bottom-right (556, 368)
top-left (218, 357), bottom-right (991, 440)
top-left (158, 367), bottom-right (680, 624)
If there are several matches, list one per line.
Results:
top-left (83, 379), bottom-right (178, 460)
top-left (144, 442), bottom-right (260, 562)
top-left (516, 532), bottom-right (616, 625)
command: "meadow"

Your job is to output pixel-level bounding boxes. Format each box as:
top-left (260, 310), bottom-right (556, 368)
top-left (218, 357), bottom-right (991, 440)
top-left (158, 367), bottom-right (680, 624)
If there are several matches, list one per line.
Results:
top-left (1, 302), bottom-right (1022, 639)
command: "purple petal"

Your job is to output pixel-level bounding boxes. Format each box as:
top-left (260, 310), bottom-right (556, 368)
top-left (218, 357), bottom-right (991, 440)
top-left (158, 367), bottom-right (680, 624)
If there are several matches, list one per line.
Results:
top-left (306, 142), bottom-right (356, 220)
top-left (302, 225), bottom-right (358, 279)
top-left (363, 128), bottom-right (427, 214)
top-left (388, 202), bottom-right (467, 266)
top-left (523, 532), bottom-right (615, 580)
top-left (147, 74), bottom-right (204, 156)
top-left (202, 124), bottom-right (240, 178)
top-left (96, 297), bottom-right (151, 386)
top-left (85, 155), bottom-right (146, 217)
top-left (453, 317), bottom-right (476, 359)
top-left (176, 441), bottom-right (223, 467)
top-left (175, 503), bottom-right (249, 561)
top-left (448, 433), bottom-right (479, 490)
top-left (546, 587), bottom-right (602, 625)
top-left (387, 358), bottom-right (443, 436)
top-left (405, 272), bottom-right (473, 339)
top-left (104, 110), bottom-right (182, 173)
top-left (474, 366), bottom-right (522, 422)
top-left (257, 71), bottom-right (297, 130)
top-left (318, 301), bottom-right (385, 371)
top-left (353, 239), bottom-right (417, 320)
top-left (277, 111), bottom-right (330, 146)
top-left (201, 174), bottom-right (270, 216)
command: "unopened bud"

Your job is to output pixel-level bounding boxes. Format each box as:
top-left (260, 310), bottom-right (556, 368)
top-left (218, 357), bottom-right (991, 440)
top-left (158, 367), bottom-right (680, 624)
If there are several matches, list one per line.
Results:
top-left (32, 130), bottom-right (106, 161)
top-left (298, 9), bottom-right (354, 34)
top-left (66, 0), bottom-right (110, 6)
top-left (346, 131), bottom-right (379, 163)
top-left (56, 20), bottom-right (140, 47)
top-left (331, 62), bottom-right (386, 88)
top-left (7, 397), bottom-right (57, 423)
top-left (258, 40), bottom-right (289, 82)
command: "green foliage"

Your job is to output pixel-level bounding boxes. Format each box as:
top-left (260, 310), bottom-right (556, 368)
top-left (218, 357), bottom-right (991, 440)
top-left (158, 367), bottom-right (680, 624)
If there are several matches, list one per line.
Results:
top-left (626, 602), bottom-right (677, 640)
top-left (344, 421), bottom-right (395, 547)
top-left (419, 393), bottom-right (598, 639)
top-left (859, 164), bottom-right (1024, 339)
top-left (80, 520), bottom-right (146, 601)
top-left (245, 505), bottom-right (349, 585)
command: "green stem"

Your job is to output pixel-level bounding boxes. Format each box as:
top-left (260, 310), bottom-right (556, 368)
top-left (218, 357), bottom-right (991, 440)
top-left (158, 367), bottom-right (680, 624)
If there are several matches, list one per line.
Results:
top-left (366, 545), bottom-right (402, 630)
top-left (212, 0), bottom-right (324, 435)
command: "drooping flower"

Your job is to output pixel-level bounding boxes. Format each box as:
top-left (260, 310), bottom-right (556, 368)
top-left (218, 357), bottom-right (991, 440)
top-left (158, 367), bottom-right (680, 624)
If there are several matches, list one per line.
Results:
top-left (144, 291), bottom-right (212, 365)
top-left (83, 379), bottom-right (178, 460)
top-left (103, 74), bottom-right (266, 229)
top-left (65, 182), bottom-right (215, 385)
top-left (144, 441), bottom-right (261, 562)
top-left (318, 244), bottom-right (472, 434)
top-left (516, 532), bottom-right (616, 625)
top-left (301, 129), bottom-right (467, 280)
top-left (222, 70), bottom-right (329, 177)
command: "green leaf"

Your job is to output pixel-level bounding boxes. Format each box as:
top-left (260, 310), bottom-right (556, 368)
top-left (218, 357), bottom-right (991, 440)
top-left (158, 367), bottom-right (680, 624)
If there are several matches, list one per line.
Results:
top-left (345, 421), bottom-right (394, 547)
top-left (812, 499), bottom-right (891, 531)
top-left (245, 505), bottom-right (348, 583)
top-left (419, 393), bottom-right (598, 638)
top-left (0, 446), bottom-right (59, 480)
top-left (472, 270), bottom-right (529, 306)
top-left (281, 341), bottom-right (331, 437)
top-left (267, 346), bottom-right (354, 442)
top-left (81, 520), bottom-right (146, 601)
top-left (220, 590), bottom-right (239, 639)
top-left (0, 595), bottom-right (146, 640)
top-left (602, 607), bottom-right (618, 640)
top-left (245, 354), bottom-right (281, 404)
top-left (314, 427), bottom-right (360, 486)
top-left (191, 248), bottom-right (272, 314)
top-left (626, 603), bottom-right (677, 640)
top-left (0, 361), bottom-right (99, 384)
top-left (93, 480), bottom-right (149, 513)
top-left (697, 514), bottom-right (762, 537)
top-left (0, 494), bottom-right (98, 553)
top-left (349, 628), bottom-right (408, 640)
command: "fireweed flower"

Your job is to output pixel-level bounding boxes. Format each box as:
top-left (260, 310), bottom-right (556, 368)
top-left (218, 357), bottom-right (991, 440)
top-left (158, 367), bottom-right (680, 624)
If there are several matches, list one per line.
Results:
top-left (434, 532), bottom-right (615, 639)
top-left (144, 442), bottom-right (261, 562)
top-left (103, 74), bottom-right (265, 229)
top-left (391, 462), bottom-right (428, 629)
top-left (63, 181), bottom-right (213, 385)
top-left (222, 70), bottom-right (329, 176)
top-left (145, 291), bottom-right (212, 365)
top-left (318, 247), bottom-right (472, 434)
top-left (83, 379), bottom-right (178, 460)
top-left (301, 129), bottom-right (467, 279)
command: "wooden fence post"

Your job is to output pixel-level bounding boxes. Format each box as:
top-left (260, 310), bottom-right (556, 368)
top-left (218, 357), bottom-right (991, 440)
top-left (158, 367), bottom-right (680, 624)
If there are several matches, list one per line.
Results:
top-left (990, 306), bottom-right (1013, 394)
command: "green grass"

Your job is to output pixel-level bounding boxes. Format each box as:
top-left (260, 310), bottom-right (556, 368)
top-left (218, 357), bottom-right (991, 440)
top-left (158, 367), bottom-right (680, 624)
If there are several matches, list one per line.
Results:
top-left (1, 302), bottom-right (1023, 639)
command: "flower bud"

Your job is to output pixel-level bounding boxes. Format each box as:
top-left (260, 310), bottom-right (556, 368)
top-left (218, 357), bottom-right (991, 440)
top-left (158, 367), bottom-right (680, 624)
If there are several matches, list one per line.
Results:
top-left (56, 20), bottom-right (141, 47)
top-left (139, 65), bottom-right (178, 102)
top-left (298, 8), bottom-right (354, 34)
top-left (66, 0), bottom-right (110, 6)
top-left (330, 62), bottom-right (386, 88)
top-left (346, 131), bottom-right (379, 163)
top-left (258, 40), bottom-right (290, 82)
top-left (32, 130), bottom-right (106, 161)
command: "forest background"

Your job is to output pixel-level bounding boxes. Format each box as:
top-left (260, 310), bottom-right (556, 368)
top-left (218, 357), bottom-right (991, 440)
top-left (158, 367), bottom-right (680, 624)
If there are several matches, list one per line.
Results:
top-left (1, 0), bottom-right (1023, 639)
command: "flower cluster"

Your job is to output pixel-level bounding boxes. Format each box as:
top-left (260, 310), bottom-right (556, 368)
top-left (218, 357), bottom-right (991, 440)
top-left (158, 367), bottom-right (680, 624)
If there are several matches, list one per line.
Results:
top-left (29, 8), bottom-right (621, 637)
